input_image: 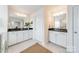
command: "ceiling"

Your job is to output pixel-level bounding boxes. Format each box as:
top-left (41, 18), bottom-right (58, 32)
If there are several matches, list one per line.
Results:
top-left (9, 5), bottom-right (44, 15)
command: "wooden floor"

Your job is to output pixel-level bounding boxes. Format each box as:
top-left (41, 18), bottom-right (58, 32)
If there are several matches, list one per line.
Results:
top-left (21, 43), bottom-right (52, 53)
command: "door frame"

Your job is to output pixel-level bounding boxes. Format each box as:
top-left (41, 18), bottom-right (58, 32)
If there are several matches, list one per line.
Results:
top-left (67, 5), bottom-right (74, 52)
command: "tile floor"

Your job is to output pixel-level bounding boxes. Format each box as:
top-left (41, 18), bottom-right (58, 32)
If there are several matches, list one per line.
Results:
top-left (8, 39), bottom-right (66, 53)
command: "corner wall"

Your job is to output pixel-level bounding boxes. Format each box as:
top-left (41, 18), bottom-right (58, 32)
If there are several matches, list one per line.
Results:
top-left (31, 8), bottom-right (45, 44)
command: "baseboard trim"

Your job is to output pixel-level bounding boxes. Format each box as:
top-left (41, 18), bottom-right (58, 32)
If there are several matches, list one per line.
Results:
top-left (8, 38), bottom-right (32, 47)
top-left (48, 41), bottom-right (66, 49)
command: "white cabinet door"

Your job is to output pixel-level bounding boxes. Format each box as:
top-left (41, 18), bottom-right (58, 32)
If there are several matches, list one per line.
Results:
top-left (8, 32), bottom-right (16, 46)
top-left (23, 30), bottom-right (29, 41)
top-left (28, 30), bottom-right (33, 39)
top-left (49, 31), bottom-right (56, 43)
top-left (17, 31), bottom-right (23, 43)
top-left (60, 32), bottom-right (66, 47)
top-left (56, 32), bottom-right (66, 47)
top-left (49, 31), bottom-right (66, 47)
top-left (56, 32), bottom-right (62, 46)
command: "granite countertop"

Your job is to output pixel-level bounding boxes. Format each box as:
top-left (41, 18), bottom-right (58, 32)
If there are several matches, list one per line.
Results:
top-left (48, 28), bottom-right (67, 32)
top-left (8, 28), bottom-right (33, 32)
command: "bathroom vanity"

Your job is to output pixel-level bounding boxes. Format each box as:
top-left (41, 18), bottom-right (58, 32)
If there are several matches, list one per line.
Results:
top-left (8, 28), bottom-right (33, 46)
top-left (48, 28), bottom-right (67, 48)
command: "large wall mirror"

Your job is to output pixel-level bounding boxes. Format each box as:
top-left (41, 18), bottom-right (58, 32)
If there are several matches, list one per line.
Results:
top-left (8, 16), bottom-right (25, 29)
top-left (53, 13), bottom-right (67, 29)
top-left (8, 16), bottom-right (33, 29)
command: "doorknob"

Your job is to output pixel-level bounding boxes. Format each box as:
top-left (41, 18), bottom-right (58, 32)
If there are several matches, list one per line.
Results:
top-left (74, 32), bottom-right (77, 33)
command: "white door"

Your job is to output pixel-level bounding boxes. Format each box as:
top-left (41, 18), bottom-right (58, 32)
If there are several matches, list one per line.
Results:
top-left (72, 6), bottom-right (79, 52)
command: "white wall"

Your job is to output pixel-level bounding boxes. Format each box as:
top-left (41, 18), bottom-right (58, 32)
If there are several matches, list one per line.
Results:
top-left (31, 8), bottom-right (45, 43)
top-left (0, 5), bottom-right (8, 52)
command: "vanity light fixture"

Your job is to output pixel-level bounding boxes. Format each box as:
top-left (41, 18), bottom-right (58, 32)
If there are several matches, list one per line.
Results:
top-left (53, 12), bottom-right (66, 16)
top-left (15, 12), bottom-right (27, 17)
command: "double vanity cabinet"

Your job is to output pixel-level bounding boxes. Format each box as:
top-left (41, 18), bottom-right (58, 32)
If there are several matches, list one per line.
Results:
top-left (8, 28), bottom-right (33, 46)
top-left (49, 28), bottom-right (67, 48)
